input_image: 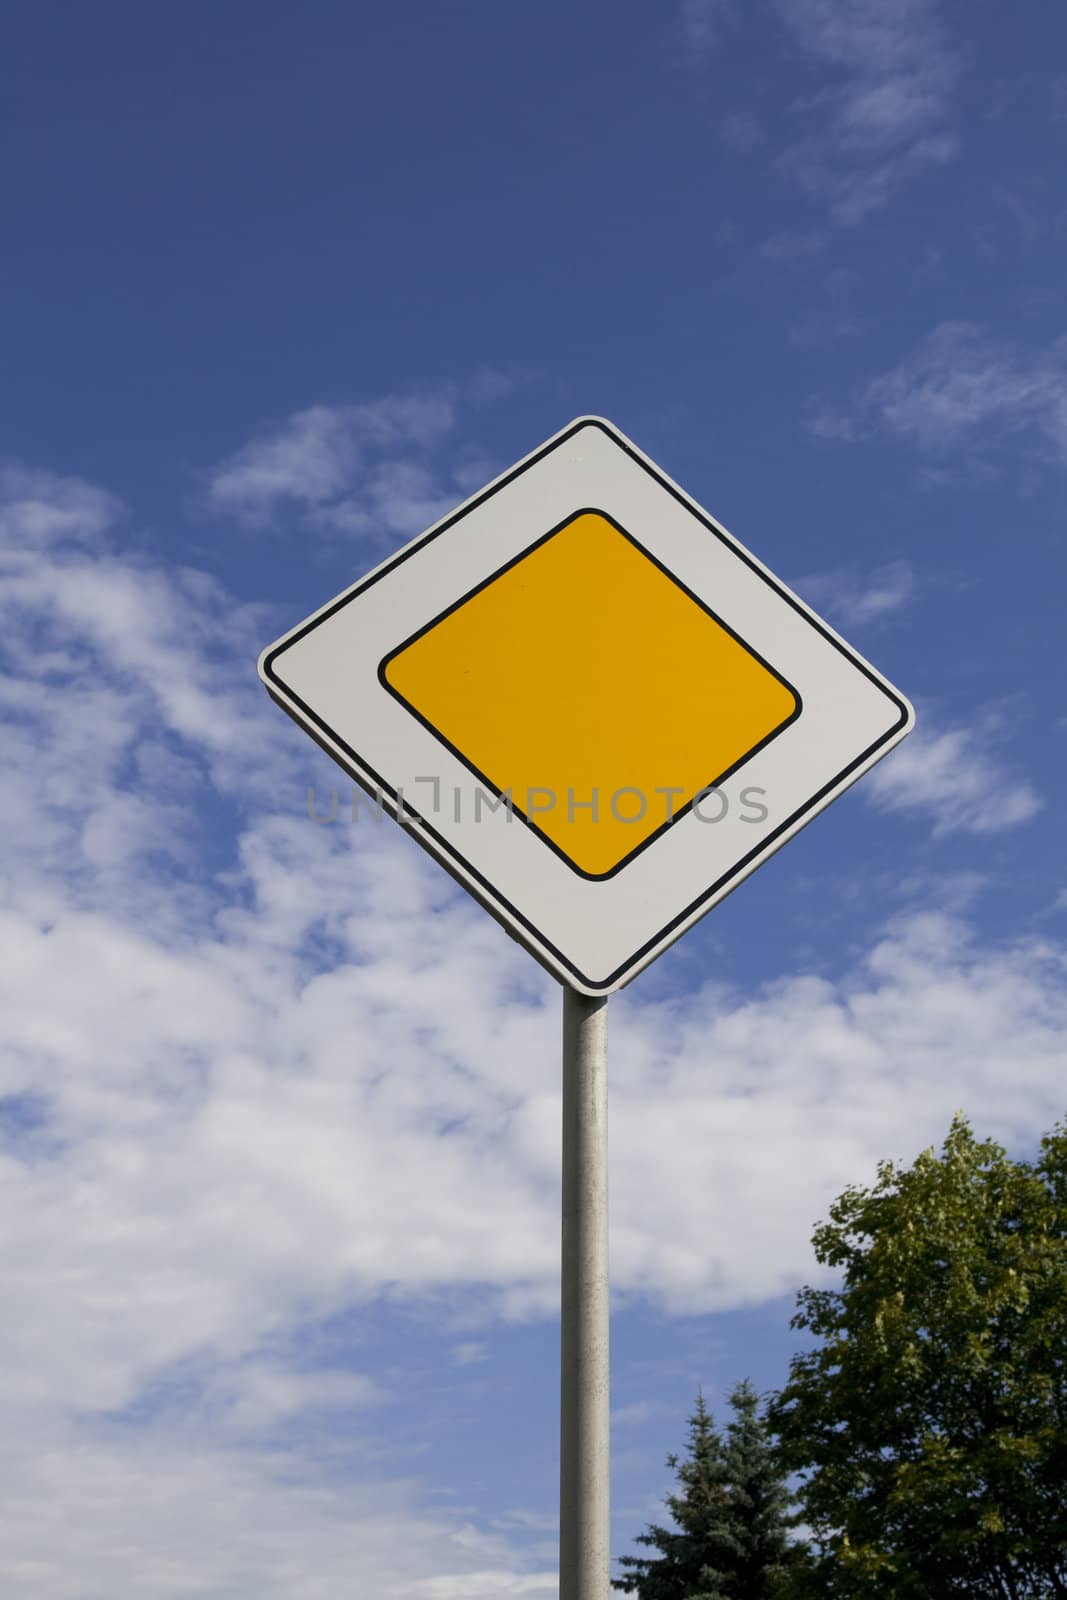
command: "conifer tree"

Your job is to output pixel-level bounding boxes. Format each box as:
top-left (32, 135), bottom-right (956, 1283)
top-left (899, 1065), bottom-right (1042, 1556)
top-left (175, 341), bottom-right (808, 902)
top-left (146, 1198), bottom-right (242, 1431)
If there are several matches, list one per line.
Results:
top-left (614, 1385), bottom-right (802, 1598)
top-left (719, 1380), bottom-right (799, 1598)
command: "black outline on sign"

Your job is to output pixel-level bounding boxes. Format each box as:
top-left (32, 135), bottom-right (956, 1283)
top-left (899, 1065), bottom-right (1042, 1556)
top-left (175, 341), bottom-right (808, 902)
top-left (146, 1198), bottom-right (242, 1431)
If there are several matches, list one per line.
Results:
top-left (376, 508), bottom-right (801, 881)
top-left (261, 418), bottom-right (911, 994)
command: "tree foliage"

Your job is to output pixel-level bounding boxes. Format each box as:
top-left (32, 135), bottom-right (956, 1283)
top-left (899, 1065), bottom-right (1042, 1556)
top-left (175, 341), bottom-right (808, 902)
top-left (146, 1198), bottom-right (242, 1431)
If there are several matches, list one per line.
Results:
top-left (770, 1114), bottom-right (1067, 1598)
top-left (614, 1383), bottom-right (801, 1598)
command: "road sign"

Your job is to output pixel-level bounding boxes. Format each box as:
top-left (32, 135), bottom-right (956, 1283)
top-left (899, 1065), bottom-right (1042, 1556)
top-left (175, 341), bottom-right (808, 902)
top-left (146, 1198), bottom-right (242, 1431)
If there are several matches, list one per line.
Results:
top-left (259, 414), bottom-right (914, 1600)
top-left (259, 416), bottom-right (913, 995)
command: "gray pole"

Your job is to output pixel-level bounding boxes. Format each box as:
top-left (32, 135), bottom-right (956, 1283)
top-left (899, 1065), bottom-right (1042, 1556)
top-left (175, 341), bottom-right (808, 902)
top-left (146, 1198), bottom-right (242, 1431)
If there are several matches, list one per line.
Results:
top-left (560, 986), bottom-right (610, 1600)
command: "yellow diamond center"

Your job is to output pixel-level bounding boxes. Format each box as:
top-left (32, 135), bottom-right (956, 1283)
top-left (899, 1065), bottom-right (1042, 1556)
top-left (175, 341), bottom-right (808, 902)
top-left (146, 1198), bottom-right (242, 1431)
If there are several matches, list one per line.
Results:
top-left (381, 511), bottom-right (798, 877)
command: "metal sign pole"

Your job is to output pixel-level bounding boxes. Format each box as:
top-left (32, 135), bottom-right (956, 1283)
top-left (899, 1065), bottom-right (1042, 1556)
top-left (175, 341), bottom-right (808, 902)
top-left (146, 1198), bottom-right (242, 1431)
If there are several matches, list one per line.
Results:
top-left (560, 986), bottom-right (610, 1600)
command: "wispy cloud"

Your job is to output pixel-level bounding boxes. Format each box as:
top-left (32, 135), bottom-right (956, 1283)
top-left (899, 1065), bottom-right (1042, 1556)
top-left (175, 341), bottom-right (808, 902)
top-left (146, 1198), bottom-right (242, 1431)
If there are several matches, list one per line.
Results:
top-left (203, 1361), bottom-right (383, 1434)
top-left (789, 305), bottom-right (866, 347)
top-left (776, 0), bottom-right (960, 222)
top-left (796, 558), bottom-right (914, 627)
top-left (720, 110), bottom-right (765, 152)
top-left (865, 721), bottom-right (1042, 835)
top-left (204, 386), bottom-right (502, 543)
top-left (810, 322), bottom-right (1067, 473)
top-left (405, 1573), bottom-right (556, 1598)
top-left (2, 463), bottom-right (1063, 1592)
top-left (0, 464), bottom-right (560, 1599)
top-left (787, 266), bottom-right (868, 347)
top-left (610, 1401), bottom-right (661, 1427)
top-left (0, 1429), bottom-right (555, 1600)
top-left (452, 1341), bottom-right (489, 1367)
top-left (0, 464), bottom-right (122, 547)
top-left (760, 230), bottom-right (827, 262)
top-left (676, 0), bottom-right (736, 56)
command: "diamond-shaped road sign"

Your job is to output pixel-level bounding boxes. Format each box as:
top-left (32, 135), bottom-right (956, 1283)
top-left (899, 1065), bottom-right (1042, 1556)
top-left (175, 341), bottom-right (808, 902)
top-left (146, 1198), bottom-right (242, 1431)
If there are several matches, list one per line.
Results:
top-left (259, 417), bottom-right (913, 994)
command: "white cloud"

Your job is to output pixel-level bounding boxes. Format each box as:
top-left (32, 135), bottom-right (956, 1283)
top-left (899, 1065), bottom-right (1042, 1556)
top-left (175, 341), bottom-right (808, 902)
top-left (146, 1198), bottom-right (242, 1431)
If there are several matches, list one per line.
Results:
top-left (788, 266), bottom-right (868, 347)
top-left (2, 463), bottom-right (1064, 1593)
top-left (0, 1426), bottom-right (552, 1600)
top-left (311, 457), bottom-right (458, 540)
top-left (201, 1361), bottom-right (383, 1433)
top-left (677, 0), bottom-right (735, 56)
top-left (0, 464), bottom-right (122, 548)
top-left (864, 721), bottom-right (1042, 835)
top-left (204, 386), bottom-right (512, 546)
top-left (775, 0), bottom-right (960, 221)
top-left (208, 393), bottom-right (457, 522)
top-left (209, 404), bottom-right (363, 513)
top-left (795, 559), bottom-right (914, 626)
top-left (452, 1341), bottom-right (489, 1366)
top-left (610, 1401), bottom-right (659, 1427)
top-left (811, 322), bottom-right (1067, 469)
top-left (406, 1574), bottom-right (556, 1599)
top-left (782, 0), bottom-right (952, 140)
top-left (678, 0), bottom-right (959, 219)
top-left (760, 230), bottom-right (827, 262)
top-left (720, 110), bottom-right (765, 152)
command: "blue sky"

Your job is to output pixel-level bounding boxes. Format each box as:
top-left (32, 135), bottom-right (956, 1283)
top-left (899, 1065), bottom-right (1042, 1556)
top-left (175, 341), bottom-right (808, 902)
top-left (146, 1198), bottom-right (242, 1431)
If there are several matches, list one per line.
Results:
top-left (2, 2), bottom-right (1065, 1593)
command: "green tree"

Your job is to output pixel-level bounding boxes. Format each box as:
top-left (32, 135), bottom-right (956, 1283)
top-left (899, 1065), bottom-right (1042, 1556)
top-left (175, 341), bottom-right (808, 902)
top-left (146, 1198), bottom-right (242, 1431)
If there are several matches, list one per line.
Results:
top-left (770, 1114), bottom-right (1067, 1598)
top-left (721, 1380), bottom-right (805, 1597)
top-left (614, 1384), bottom-right (802, 1598)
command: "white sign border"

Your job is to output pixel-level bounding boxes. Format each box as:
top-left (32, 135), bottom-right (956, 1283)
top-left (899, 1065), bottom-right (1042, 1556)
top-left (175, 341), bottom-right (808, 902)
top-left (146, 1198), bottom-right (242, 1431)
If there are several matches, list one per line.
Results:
top-left (260, 417), bottom-right (913, 995)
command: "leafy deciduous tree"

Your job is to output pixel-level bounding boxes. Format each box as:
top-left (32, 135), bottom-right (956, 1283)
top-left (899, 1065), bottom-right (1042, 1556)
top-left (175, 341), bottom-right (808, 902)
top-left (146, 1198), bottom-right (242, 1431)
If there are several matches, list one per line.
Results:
top-left (771, 1115), bottom-right (1067, 1599)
